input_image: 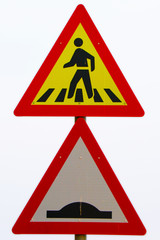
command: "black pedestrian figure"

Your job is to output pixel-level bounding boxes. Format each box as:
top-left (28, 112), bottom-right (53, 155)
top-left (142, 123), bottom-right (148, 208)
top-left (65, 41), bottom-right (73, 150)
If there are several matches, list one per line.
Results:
top-left (63, 38), bottom-right (95, 99)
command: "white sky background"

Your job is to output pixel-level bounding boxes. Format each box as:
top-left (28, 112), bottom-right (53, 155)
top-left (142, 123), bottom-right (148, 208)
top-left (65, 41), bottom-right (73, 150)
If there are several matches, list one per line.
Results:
top-left (0, 0), bottom-right (160, 240)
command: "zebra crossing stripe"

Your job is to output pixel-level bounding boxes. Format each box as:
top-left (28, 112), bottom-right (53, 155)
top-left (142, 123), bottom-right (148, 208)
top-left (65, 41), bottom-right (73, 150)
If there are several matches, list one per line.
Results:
top-left (36, 88), bottom-right (122, 103)
top-left (37, 88), bottom-right (54, 102)
top-left (55, 89), bottom-right (67, 102)
top-left (93, 89), bottom-right (103, 102)
top-left (104, 89), bottom-right (121, 102)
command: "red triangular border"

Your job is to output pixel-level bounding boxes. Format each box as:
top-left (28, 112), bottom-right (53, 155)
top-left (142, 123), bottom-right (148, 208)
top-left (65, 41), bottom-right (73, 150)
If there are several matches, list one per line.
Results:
top-left (12, 118), bottom-right (146, 235)
top-left (14, 4), bottom-right (144, 117)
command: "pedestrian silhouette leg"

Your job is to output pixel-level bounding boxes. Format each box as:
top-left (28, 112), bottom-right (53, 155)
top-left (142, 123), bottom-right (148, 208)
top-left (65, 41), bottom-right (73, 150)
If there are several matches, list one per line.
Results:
top-left (82, 70), bottom-right (93, 98)
top-left (68, 70), bottom-right (82, 98)
top-left (68, 70), bottom-right (93, 99)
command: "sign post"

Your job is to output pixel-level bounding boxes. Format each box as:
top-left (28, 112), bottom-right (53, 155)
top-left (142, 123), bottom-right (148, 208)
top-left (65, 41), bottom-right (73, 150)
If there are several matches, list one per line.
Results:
top-left (75, 116), bottom-right (87, 240)
top-left (75, 234), bottom-right (86, 240)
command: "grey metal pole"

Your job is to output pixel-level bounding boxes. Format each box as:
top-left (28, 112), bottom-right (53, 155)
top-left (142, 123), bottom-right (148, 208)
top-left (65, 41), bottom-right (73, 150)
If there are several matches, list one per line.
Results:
top-left (75, 234), bottom-right (87, 240)
top-left (74, 116), bottom-right (86, 240)
top-left (75, 116), bottom-right (86, 122)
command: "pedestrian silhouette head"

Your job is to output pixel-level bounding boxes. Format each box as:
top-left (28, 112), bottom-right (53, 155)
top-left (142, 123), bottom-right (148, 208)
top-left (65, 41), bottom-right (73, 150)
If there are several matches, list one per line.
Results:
top-left (74, 38), bottom-right (83, 47)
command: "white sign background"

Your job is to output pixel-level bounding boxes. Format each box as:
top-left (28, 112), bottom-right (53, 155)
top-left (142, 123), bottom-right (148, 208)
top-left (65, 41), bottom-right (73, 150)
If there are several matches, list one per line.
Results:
top-left (0, 0), bottom-right (159, 240)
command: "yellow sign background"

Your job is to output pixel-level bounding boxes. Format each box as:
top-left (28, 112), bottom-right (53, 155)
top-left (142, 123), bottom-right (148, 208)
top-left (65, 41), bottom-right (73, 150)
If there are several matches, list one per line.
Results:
top-left (32, 24), bottom-right (126, 106)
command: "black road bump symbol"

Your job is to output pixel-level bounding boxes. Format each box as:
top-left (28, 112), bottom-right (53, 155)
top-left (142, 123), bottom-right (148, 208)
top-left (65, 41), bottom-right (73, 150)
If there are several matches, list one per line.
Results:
top-left (46, 202), bottom-right (112, 219)
top-left (104, 89), bottom-right (121, 102)
top-left (37, 88), bottom-right (54, 102)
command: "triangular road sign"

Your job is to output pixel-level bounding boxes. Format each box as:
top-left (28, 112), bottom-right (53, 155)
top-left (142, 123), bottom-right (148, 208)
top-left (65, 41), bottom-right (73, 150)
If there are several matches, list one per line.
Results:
top-left (12, 118), bottom-right (146, 235)
top-left (14, 4), bottom-right (144, 117)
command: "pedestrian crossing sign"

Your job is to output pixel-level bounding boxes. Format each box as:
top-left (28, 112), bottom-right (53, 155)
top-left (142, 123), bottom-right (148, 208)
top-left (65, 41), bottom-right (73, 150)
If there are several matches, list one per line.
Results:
top-left (12, 118), bottom-right (146, 235)
top-left (14, 4), bottom-right (144, 117)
